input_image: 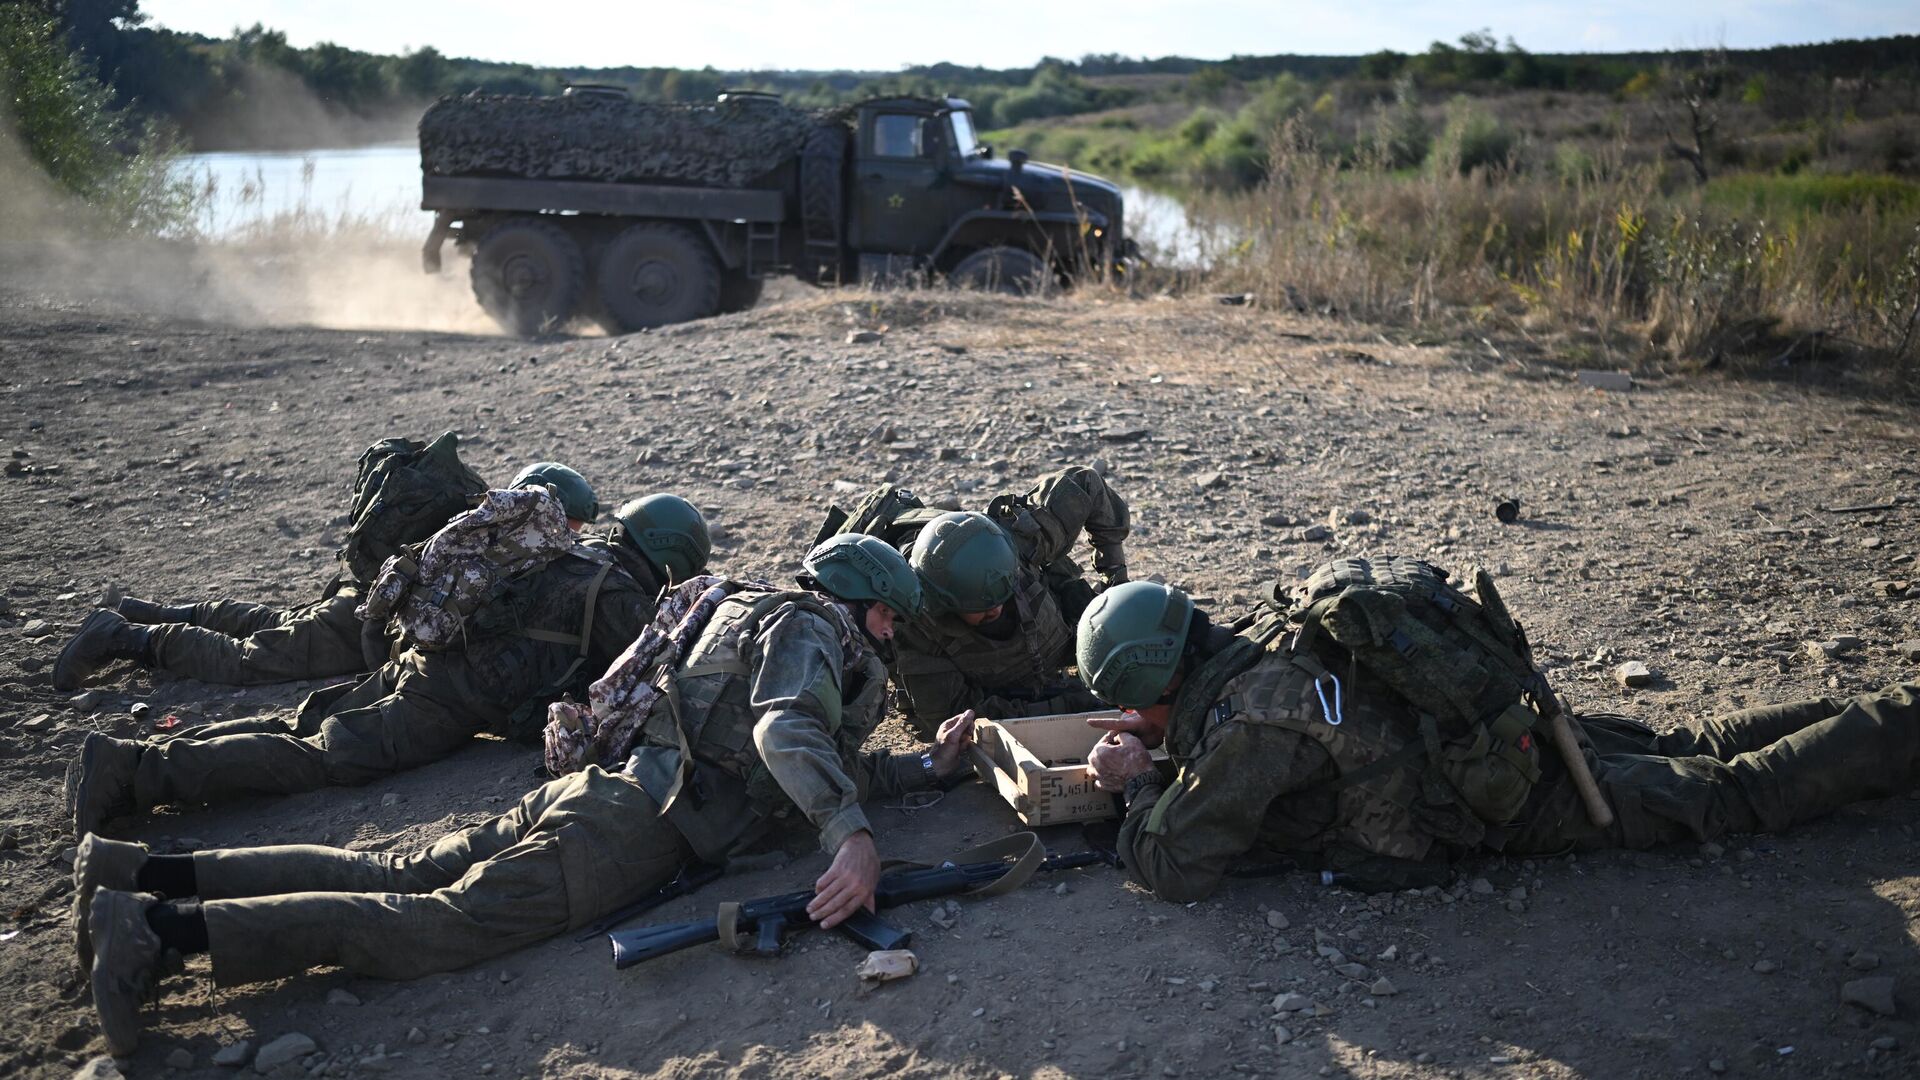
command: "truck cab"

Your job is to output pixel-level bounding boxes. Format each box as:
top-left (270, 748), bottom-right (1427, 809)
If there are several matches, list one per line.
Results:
top-left (846, 97), bottom-right (1131, 288)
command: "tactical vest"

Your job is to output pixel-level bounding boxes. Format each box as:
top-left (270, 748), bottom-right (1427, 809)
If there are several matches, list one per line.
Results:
top-left (893, 563), bottom-right (1074, 707)
top-left (637, 590), bottom-right (889, 816)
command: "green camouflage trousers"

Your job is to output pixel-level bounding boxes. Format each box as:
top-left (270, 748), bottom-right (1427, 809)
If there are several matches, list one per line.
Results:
top-left (1509, 681), bottom-right (1920, 853)
top-left (194, 767), bottom-right (690, 984)
top-left (131, 667), bottom-right (475, 809)
top-left (147, 588), bottom-right (371, 686)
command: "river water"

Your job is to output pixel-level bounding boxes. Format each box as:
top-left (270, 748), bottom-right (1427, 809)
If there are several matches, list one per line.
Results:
top-left (175, 145), bottom-right (1214, 265)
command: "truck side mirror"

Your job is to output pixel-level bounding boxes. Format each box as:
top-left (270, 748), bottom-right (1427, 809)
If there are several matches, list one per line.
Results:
top-left (1009, 149), bottom-right (1027, 178)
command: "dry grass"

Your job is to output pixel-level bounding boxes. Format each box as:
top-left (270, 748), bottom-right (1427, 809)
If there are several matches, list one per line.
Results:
top-left (1177, 120), bottom-right (1920, 382)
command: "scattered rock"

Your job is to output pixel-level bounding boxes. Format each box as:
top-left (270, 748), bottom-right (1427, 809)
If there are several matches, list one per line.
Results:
top-left (72, 1057), bottom-right (125, 1080)
top-left (1699, 841), bottom-right (1725, 858)
top-left (1708, 1059), bottom-right (1727, 1074)
top-left (855, 949), bottom-right (918, 984)
top-left (166, 1048), bottom-right (196, 1069)
top-left (1841, 977), bottom-right (1897, 1017)
top-left (1369, 977), bottom-right (1398, 996)
top-left (1194, 471), bottom-right (1225, 490)
top-left (1273, 1025), bottom-right (1294, 1046)
top-left (1099, 427), bottom-right (1150, 443)
top-left (253, 1033), bottom-right (317, 1073)
top-left (1264, 910), bottom-right (1291, 931)
top-left (1272, 992), bottom-right (1312, 1013)
top-left (845, 330), bottom-right (882, 345)
top-left (1334, 962), bottom-right (1372, 980)
top-left (1753, 960), bottom-right (1778, 974)
top-left (213, 1041), bottom-right (251, 1067)
top-left (1614, 661), bottom-right (1653, 688)
top-left (69, 691), bottom-right (106, 712)
top-left (1805, 638), bottom-right (1860, 660)
top-left (379, 793), bottom-right (401, 807)
top-left (325, 988), bottom-right (361, 1006)
top-left (1298, 524), bottom-right (1332, 542)
top-left (1897, 640), bottom-right (1920, 662)
top-left (1469, 878), bottom-right (1495, 895)
top-left (1259, 511), bottom-right (1293, 528)
top-left (1848, 951), bottom-right (1882, 972)
top-left (21, 619), bottom-right (51, 637)
top-left (406, 1028), bottom-right (427, 1046)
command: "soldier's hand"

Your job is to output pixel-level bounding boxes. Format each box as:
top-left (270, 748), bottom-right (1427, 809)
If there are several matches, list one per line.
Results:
top-left (1088, 710), bottom-right (1155, 739)
top-left (809, 830), bottom-right (880, 929)
top-left (929, 709), bottom-right (977, 778)
top-left (1088, 732), bottom-right (1153, 791)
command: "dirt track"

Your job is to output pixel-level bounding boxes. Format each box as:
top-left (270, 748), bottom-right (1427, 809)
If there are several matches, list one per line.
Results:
top-left (1, 281), bottom-right (1916, 1079)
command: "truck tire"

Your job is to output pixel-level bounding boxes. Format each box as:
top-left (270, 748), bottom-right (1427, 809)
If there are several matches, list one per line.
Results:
top-left (949, 246), bottom-right (1051, 296)
top-left (470, 218), bottom-right (587, 336)
top-left (717, 271), bottom-right (765, 314)
top-left (799, 123), bottom-right (848, 285)
top-left (594, 222), bottom-right (722, 332)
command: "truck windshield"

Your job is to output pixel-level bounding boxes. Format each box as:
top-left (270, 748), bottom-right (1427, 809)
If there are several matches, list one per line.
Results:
top-left (948, 110), bottom-right (981, 157)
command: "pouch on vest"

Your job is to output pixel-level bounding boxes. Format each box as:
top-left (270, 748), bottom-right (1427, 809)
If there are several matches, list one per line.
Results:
top-left (358, 487), bottom-right (581, 653)
top-left (814, 483), bottom-right (942, 550)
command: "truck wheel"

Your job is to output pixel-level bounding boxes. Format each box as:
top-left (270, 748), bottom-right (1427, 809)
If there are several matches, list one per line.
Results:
top-left (717, 272), bottom-right (765, 314)
top-left (469, 218), bottom-right (586, 336)
top-left (949, 247), bottom-right (1050, 296)
top-left (595, 223), bottom-right (722, 332)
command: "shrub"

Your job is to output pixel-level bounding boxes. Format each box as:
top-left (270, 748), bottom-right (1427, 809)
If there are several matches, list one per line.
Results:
top-left (0, 6), bottom-right (196, 234)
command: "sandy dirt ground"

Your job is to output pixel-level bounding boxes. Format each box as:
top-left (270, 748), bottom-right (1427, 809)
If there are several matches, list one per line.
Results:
top-left (0, 276), bottom-right (1916, 1080)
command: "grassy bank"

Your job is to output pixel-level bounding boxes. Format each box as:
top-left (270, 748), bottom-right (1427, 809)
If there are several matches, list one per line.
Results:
top-left (1160, 125), bottom-right (1920, 375)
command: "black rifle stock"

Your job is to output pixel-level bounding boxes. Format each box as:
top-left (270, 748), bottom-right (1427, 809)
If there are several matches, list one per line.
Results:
top-left (609, 850), bottom-right (1103, 969)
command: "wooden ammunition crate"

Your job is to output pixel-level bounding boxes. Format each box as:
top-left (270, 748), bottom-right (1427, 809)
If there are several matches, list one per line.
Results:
top-left (970, 711), bottom-right (1166, 826)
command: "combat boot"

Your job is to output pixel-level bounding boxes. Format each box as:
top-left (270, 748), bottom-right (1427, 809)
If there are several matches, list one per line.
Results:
top-left (72, 834), bottom-right (149, 974)
top-left (65, 732), bottom-right (142, 838)
top-left (52, 610), bottom-right (156, 691)
top-left (87, 889), bottom-right (163, 1057)
top-left (116, 597), bottom-right (197, 625)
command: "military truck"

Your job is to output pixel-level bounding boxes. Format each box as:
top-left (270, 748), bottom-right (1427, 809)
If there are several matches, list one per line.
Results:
top-left (418, 88), bottom-right (1135, 335)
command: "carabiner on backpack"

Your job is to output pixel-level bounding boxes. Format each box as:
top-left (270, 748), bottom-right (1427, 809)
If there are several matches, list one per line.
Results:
top-left (1312, 670), bottom-right (1344, 727)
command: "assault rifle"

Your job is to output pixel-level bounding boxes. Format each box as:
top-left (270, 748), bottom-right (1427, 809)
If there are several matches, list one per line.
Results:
top-left (609, 847), bottom-right (1105, 969)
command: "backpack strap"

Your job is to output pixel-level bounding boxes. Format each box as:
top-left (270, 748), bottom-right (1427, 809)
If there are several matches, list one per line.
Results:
top-left (521, 556), bottom-right (614, 673)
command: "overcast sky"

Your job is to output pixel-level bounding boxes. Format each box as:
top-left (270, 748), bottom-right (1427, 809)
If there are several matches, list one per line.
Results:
top-left (139, 1), bottom-right (1918, 71)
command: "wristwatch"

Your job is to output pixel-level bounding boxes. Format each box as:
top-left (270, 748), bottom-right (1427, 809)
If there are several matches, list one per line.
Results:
top-left (1122, 770), bottom-right (1162, 810)
top-left (920, 752), bottom-right (972, 791)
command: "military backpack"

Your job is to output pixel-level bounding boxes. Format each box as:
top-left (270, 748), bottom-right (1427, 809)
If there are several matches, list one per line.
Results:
top-left (1184, 556), bottom-right (1555, 850)
top-left (1289, 556), bottom-right (1554, 838)
top-left (339, 432), bottom-right (488, 583)
top-left (813, 483), bottom-right (946, 551)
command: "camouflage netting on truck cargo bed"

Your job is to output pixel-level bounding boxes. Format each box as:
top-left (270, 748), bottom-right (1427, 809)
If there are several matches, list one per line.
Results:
top-left (419, 92), bottom-right (842, 188)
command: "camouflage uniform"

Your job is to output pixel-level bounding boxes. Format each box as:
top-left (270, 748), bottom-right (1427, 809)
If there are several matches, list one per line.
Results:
top-left (1117, 626), bottom-right (1920, 901)
top-left (182, 589), bottom-right (938, 987)
top-left (892, 466), bottom-right (1130, 734)
top-left (144, 581), bottom-right (374, 687)
top-left (124, 533), bottom-right (662, 812)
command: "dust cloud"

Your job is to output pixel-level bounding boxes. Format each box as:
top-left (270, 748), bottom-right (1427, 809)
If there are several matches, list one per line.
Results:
top-left (0, 122), bottom-right (497, 336)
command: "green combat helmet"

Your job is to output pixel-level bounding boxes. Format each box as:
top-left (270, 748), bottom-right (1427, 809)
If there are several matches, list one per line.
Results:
top-left (1076, 581), bottom-right (1194, 708)
top-left (802, 534), bottom-right (924, 619)
top-left (512, 462), bottom-right (600, 523)
top-left (614, 494), bottom-right (712, 583)
top-left (910, 511), bottom-right (1019, 615)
